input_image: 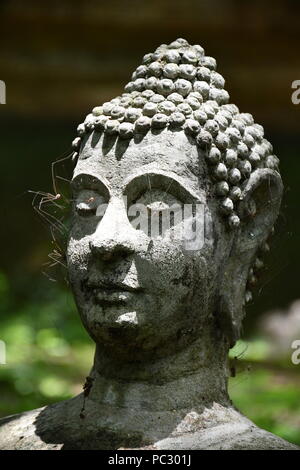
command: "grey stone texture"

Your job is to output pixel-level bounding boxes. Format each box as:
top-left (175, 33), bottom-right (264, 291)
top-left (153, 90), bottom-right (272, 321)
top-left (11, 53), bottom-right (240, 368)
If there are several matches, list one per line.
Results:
top-left (0, 39), bottom-right (297, 450)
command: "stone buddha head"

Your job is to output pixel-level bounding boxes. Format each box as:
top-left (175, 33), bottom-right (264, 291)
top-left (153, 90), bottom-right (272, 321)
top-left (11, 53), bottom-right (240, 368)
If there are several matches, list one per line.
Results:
top-left (67, 38), bottom-right (282, 369)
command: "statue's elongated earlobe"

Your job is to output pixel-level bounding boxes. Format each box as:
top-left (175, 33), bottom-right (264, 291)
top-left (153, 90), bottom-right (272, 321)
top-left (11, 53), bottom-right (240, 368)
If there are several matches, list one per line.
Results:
top-left (237, 168), bottom-right (283, 249)
top-left (219, 168), bottom-right (283, 344)
top-left (218, 293), bottom-right (243, 348)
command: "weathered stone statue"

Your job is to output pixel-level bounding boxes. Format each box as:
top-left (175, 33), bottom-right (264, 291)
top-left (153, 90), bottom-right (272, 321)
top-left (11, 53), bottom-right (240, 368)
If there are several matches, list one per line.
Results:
top-left (0, 38), bottom-right (298, 450)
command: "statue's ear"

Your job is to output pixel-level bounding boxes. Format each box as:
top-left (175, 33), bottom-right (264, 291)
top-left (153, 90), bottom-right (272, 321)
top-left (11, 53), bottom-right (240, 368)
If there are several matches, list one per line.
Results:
top-left (219, 168), bottom-right (283, 347)
top-left (236, 168), bottom-right (283, 253)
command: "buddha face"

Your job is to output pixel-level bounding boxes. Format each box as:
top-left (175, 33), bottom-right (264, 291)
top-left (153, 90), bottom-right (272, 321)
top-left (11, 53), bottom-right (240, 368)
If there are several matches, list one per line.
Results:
top-left (67, 129), bottom-right (228, 358)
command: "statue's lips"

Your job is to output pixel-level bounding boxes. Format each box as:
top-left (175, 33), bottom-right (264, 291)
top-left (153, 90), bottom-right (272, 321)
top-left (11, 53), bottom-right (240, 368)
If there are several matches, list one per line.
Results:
top-left (85, 282), bottom-right (143, 304)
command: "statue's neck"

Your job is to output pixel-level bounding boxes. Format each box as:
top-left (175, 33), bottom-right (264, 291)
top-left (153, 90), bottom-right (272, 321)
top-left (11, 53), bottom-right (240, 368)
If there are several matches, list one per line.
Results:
top-left (82, 337), bottom-right (231, 440)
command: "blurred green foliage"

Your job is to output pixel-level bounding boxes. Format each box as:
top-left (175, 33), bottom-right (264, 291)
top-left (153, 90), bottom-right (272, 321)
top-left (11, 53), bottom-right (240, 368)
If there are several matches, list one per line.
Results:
top-left (229, 341), bottom-right (300, 445)
top-left (0, 269), bottom-right (299, 445)
top-left (0, 270), bottom-right (93, 417)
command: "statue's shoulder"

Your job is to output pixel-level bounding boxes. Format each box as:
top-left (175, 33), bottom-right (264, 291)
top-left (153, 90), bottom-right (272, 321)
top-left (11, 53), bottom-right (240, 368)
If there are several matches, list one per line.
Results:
top-left (153, 423), bottom-right (299, 450)
top-left (152, 407), bottom-right (300, 450)
top-left (225, 425), bottom-right (299, 450)
top-left (0, 397), bottom-right (79, 450)
top-left (0, 407), bottom-right (57, 450)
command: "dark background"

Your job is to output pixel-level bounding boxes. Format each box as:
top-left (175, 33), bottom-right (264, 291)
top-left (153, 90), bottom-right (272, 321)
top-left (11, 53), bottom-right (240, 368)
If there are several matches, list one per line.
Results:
top-left (0, 0), bottom-right (299, 443)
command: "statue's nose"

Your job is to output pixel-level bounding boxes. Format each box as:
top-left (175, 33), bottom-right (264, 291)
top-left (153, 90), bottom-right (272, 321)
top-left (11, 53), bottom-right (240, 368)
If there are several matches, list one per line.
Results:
top-left (89, 197), bottom-right (140, 261)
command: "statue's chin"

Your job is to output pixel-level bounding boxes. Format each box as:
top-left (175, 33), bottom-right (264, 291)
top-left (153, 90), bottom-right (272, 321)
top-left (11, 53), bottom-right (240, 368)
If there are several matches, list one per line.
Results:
top-left (79, 303), bottom-right (151, 346)
top-left (76, 291), bottom-right (204, 357)
top-left (78, 304), bottom-right (179, 358)
top-left (87, 304), bottom-right (141, 330)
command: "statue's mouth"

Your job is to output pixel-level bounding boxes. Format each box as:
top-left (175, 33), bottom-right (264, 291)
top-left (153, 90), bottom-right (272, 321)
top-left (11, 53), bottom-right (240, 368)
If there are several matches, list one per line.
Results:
top-left (82, 279), bottom-right (143, 305)
top-left (97, 281), bottom-right (142, 292)
top-left (93, 289), bottom-right (136, 305)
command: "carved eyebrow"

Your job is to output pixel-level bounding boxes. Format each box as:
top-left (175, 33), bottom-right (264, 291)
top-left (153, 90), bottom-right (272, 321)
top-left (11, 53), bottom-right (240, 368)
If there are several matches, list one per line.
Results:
top-left (124, 171), bottom-right (203, 204)
top-left (71, 173), bottom-right (109, 197)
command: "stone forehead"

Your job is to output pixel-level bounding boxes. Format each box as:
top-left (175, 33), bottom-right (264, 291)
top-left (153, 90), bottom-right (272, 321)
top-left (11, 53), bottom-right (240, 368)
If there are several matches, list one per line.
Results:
top-left (74, 129), bottom-right (207, 197)
top-left (79, 126), bottom-right (200, 168)
top-left (71, 37), bottom-right (280, 230)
